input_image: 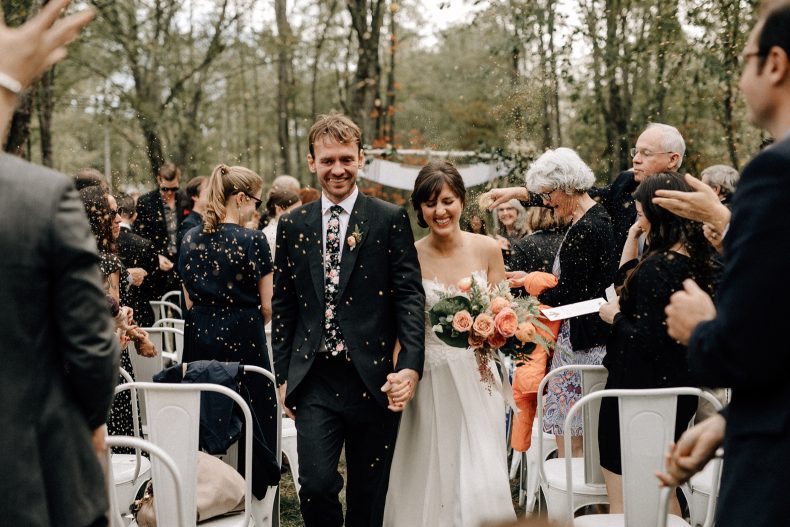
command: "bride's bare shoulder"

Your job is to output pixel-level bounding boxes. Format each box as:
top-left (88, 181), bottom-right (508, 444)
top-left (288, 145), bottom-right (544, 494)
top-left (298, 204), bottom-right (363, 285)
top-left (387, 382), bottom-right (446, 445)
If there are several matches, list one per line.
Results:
top-left (464, 231), bottom-right (499, 252)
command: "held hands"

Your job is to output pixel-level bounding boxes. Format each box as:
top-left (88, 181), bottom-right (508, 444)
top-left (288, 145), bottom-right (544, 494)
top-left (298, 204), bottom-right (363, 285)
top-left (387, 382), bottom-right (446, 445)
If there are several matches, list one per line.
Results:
top-left (656, 413), bottom-right (726, 487)
top-left (278, 383), bottom-right (295, 420)
top-left (665, 279), bottom-right (716, 345)
top-left (381, 369), bottom-right (419, 412)
top-left (506, 270), bottom-right (527, 289)
top-left (128, 267), bottom-right (147, 286)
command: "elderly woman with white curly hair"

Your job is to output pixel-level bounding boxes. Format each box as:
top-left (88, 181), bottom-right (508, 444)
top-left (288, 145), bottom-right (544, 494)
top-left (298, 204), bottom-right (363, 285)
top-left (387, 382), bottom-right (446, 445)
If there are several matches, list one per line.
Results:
top-left (511, 148), bottom-right (616, 457)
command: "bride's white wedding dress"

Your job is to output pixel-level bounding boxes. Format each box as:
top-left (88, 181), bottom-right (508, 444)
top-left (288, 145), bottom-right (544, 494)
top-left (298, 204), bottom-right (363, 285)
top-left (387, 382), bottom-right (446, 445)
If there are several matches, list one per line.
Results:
top-left (384, 271), bottom-right (516, 526)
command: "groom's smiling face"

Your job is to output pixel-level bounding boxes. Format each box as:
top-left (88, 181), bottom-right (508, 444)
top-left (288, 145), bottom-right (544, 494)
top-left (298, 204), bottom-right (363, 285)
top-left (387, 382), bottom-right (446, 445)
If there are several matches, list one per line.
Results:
top-left (309, 138), bottom-right (364, 204)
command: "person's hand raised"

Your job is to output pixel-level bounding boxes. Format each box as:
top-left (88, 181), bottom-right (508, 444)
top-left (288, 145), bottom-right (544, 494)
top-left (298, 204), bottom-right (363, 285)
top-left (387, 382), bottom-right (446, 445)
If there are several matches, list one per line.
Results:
top-left (0, 0), bottom-right (95, 91)
top-left (652, 174), bottom-right (731, 229)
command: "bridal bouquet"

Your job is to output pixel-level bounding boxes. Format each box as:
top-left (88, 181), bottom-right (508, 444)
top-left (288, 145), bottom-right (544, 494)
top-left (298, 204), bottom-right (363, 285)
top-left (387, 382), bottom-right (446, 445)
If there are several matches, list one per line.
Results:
top-left (429, 277), bottom-right (554, 385)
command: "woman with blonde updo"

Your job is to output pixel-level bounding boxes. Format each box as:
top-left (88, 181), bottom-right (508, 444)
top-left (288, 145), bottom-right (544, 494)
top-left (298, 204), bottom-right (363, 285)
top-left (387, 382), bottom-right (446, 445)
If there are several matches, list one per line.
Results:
top-left (178, 164), bottom-right (277, 498)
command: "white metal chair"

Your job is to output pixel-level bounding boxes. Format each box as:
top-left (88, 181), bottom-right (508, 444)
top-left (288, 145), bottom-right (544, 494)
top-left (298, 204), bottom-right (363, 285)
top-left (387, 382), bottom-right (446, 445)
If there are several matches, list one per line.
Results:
top-left (536, 365), bottom-right (609, 521)
top-left (519, 415), bottom-right (559, 512)
top-left (127, 330), bottom-right (178, 434)
top-left (106, 435), bottom-right (188, 527)
top-left (685, 456), bottom-right (724, 527)
top-left (111, 368), bottom-right (151, 515)
top-left (150, 299), bottom-right (183, 323)
top-left (152, 318), bottom-right (185, 358)
top-left (138, 326), bottom-right (181, 364)
top-left (564, 388), bottom-right (723, 527)
top-left (162, 290), bottom-right (183, 309)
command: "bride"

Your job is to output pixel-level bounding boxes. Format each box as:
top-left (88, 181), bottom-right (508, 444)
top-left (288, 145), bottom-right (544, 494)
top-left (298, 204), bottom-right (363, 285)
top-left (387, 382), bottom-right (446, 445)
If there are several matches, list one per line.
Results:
top-left (384, 161), bottom-right (516, 526)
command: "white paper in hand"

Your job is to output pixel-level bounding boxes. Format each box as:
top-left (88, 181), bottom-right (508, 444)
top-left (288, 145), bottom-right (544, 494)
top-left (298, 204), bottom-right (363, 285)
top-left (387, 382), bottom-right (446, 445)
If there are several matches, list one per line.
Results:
top-left (540, 298), bottom-right (608, 321)
top-left (605, 284), bottom-right (617, 302)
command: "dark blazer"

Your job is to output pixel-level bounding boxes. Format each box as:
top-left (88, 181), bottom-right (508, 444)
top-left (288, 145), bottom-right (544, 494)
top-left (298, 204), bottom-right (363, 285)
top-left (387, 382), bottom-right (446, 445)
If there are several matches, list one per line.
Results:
top-left (588, 170), bottom-right (639, 256)
top-left (688, 136), bottom-right (790, 526)
top-left (118, 225), bottom-right (160, 327)
top-left (0, 155), bottom-right (120, 527)
top-left (539, 204), bottom-right (616, 350)
top-left (135, 188), bottom-right (189, 256)
top-left (272, 193), bottom-right (425, 408)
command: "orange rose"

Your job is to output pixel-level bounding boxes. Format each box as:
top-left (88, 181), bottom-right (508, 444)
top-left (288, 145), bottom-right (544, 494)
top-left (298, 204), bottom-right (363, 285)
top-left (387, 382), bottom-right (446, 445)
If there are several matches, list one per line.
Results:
top-left (490, 296), bottom-right (510, 315)
top-left (457, 276), bottom-right (473, 292)
top-left (515, 321), bottom-right (537, 343)
top-left (468, 332), bottom-right (485, 348)
top-left (487, 330), bottom-right (508, 349)
top-left (472, 313), bottom-right (495, 338)
top-left (494, 307), bottom-right (518, 338)
top-left (452, 310), bottom-right (473, 333)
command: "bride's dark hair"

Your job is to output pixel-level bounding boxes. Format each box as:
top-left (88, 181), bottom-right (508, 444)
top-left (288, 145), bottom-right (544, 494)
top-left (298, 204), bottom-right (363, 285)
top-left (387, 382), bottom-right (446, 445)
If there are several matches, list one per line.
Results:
top-left (411, 161), bottom-right (466, 228)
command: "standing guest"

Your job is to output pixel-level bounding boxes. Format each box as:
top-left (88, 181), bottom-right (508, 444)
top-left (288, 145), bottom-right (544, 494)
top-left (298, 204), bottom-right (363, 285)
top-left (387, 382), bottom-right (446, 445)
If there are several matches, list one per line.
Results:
top-left (597, 173), bottom-right (716, 516)
top-left (493, 199), bottom-right (528, 252)
top-left (135, 162), bottom-right (188, 296)
top-left (177, 175), bottom-right (208, 248)
top-left (259, 174), bottom-right (302, 229)
top-left (700, 164), bottom-right (740, 206)
top-left (486, 123), bottom-right (685, 256)
top-left (508, 148), bottom-right (616, 458)
top-left (510, 207), bottom-right (565, 274)
top-left (262, 186), bottom-right (301, 259)
top-left (116, 193), bottom-right (161, 327)
top-left (0, 5), bottom-right (118, 525)
top-left (462, 212), bottom-right (488, 235)
top-left (179, 164), bottom-right (277, 500)
top-left (273, 112), bottom-right (424, 527)
top-left (299, 186), bottom-right (321, 205)
top-left (657, 4), bottom-right (790, 526)
top-left (73, 167), bottom-right (109, 191)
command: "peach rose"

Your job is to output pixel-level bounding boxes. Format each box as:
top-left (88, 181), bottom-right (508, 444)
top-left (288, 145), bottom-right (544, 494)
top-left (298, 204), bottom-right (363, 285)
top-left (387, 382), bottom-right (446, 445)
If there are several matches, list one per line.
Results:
top-left (452, 310), bottom-right (473, 333)
top-left (457, 276), bottom-right (473, 292)
top-left (515, 321), bottom-right (537, 343)
top-left (487, 330), bottom-right (508, 349)
top-left (468, 332), bottom-right (485, 349)
top-left (472, 313), bottom-right (495, 338)
top-left (490, 296), bottom-right (510, 315)
top-left (494, 307), bottom-right (518, 338)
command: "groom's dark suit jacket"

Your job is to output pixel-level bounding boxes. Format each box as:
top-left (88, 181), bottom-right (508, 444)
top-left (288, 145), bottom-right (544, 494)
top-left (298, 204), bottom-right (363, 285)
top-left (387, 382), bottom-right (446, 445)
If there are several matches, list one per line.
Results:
top-left (272, 193), bottom-right (425, 408)
top-left (688, 134), bottom-right (790, 526)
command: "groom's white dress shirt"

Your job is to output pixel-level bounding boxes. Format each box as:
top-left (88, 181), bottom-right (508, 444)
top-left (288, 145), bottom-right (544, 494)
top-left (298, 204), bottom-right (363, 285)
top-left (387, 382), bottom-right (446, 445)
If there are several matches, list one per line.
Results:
top-left (320, 185), bottom-right (359, 258)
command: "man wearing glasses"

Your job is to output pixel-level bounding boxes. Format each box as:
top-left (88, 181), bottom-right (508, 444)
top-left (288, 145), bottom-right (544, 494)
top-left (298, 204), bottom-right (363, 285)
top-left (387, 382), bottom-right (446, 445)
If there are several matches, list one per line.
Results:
top-left (135, 162), bottom-right (189, 297)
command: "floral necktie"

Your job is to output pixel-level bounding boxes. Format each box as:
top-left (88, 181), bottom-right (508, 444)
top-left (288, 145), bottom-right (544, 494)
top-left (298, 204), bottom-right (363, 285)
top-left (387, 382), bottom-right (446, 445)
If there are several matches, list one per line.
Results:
top-left (324, 205), bottom-right (346, 356)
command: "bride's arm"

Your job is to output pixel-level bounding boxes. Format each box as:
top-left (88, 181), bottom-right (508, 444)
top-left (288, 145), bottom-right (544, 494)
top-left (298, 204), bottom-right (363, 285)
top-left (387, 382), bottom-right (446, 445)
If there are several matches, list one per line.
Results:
top-left (485, 236), bottom-right (507, 285)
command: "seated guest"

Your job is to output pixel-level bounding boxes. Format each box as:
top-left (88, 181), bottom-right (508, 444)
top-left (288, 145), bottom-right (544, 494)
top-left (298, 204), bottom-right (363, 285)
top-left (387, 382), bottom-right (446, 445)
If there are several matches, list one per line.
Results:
top-left (509, 207), bottom-right (565, 274)
top-left (598, 172), bottom-right (716, 515)
top-left (700, 164), bottom-right (740, 206)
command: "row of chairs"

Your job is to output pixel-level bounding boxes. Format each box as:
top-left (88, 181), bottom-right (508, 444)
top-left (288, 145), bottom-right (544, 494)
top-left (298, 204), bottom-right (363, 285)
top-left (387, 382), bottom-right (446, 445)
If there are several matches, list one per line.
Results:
top-left (515, 365), bottom-right (723, 527)
top-left (108, 367), bottom-right (281, 526)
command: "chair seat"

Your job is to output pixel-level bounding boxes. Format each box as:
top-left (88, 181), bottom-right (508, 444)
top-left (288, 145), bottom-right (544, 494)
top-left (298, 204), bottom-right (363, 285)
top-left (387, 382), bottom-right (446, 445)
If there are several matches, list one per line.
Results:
top-left (574, 513), bottom-right (690, 526)
top-left (690, 460), bottom-right (718, 495)
top-left (112, 454), bottom-right (151, 485)
top-left (130, 512), bottom-right (253, 527)
top-left (544, 458), bottom-right (608, 496)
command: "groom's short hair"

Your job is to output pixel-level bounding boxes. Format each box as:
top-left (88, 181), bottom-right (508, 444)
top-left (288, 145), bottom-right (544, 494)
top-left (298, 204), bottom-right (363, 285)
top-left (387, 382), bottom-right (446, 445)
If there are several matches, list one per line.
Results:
top-left (308, 112), bottom-right (362, 157)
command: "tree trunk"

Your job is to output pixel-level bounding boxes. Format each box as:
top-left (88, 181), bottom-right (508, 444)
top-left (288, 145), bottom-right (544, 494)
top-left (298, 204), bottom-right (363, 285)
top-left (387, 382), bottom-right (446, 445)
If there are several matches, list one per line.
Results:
top-left (36, 68), bottom-right (55, 167)
top-left (382, 2), bottom-right (397, 145)
top-left (275, 0), bottom-right (292, 174)
top-left (311, 0), bottom-right (339, 119)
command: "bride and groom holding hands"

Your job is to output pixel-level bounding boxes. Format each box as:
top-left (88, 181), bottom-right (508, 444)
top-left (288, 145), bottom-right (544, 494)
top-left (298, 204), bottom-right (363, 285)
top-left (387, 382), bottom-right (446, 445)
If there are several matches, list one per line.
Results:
top-left (272, 112), bottom-right (516, 526)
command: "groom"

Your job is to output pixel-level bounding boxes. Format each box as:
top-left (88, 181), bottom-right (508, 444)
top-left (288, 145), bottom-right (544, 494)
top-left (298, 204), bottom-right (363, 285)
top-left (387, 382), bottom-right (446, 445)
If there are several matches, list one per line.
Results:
top-left (272, 112), bottom-right (425, 526)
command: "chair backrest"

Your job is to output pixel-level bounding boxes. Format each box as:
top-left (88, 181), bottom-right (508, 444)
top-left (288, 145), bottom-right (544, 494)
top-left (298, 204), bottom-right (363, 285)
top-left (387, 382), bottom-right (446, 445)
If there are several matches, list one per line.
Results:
top-left (105, 435), bottom-right (188, 527)
top-left (536, 365), bottom-right (608, 486)
top-left (161, 290), bottom-right (182, 309)
top-left (139, 326), bottom-right (182, 364)
top-left (116, 368), bottom-right (145, 483)
top-left (116, 382), bottom-right (254, 527)
top-left (564, 388), bottom-right (723, 527)
top-left (150, 300), bottom-right (183, 323)
top-left (151, 319), bottom-right (185, 359)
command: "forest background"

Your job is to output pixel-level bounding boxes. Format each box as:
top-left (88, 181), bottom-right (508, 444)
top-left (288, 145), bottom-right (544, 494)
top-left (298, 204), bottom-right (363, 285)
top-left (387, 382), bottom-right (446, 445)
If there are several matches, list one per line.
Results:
top-left (1, 0), bottom-right (764, 204)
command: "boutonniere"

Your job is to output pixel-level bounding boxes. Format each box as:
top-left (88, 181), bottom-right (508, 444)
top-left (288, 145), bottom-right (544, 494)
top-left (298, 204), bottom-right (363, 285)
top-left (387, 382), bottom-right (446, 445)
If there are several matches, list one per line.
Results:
top-left (347, 224), bottom-right (363, 251)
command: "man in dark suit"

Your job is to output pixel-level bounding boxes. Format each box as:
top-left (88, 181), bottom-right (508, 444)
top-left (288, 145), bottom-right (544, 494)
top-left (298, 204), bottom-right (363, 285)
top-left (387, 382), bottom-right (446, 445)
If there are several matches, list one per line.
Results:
top-left (135, 161), bottom-right (188, 296)
top-left (273, 113), bottom-right (425, 527)
top-left (116, 192), bottom-right (162, 327)
top-left (0, 3), bottom-right (120, 525)
top-left (658, 3), bottom-right (790, 525)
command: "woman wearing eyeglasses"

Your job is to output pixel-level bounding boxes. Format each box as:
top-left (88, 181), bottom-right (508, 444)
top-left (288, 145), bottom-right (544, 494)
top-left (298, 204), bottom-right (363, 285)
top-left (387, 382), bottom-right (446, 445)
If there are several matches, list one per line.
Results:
top-left (178, 163), bottom-right (276, 499)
